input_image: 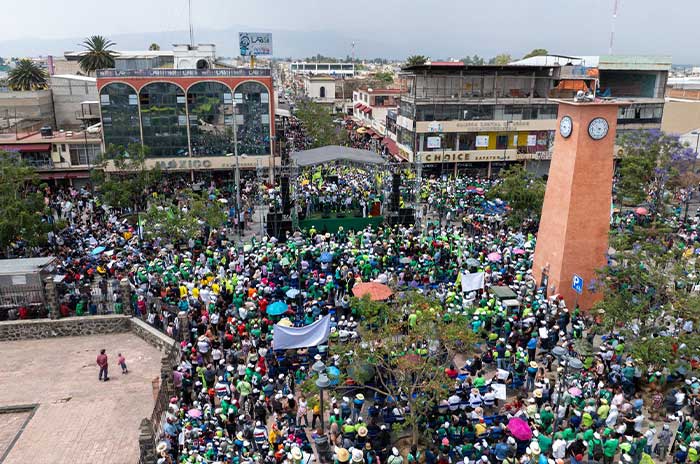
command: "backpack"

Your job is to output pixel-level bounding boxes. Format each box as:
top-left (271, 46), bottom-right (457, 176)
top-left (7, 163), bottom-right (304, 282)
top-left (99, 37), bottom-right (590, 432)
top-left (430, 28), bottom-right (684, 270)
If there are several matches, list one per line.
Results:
top-left (592, 440), bottom-right (604, 461)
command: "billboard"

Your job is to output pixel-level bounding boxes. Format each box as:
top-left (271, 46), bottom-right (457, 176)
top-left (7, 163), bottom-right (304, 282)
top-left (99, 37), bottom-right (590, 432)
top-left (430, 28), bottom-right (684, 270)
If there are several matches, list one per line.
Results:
top-left (239, 32), bottom-right (273, 56)
top-left (426, 136), bottom-right (441, 149)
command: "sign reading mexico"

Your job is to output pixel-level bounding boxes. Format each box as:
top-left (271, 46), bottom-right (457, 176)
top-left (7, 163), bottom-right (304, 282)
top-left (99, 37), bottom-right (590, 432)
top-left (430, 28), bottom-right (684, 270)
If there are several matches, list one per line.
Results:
top-left (239, 32), bottom-right (273, 56)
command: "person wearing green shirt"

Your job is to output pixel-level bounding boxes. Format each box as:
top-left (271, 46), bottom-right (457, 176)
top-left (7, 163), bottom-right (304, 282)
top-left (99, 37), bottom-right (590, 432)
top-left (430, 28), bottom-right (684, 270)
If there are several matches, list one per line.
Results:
top-left (537, 432), bottom-right (553, 454)
top-left (473, 375), bottom-right (486, 388)
top-left (603, 436), bottom-right (619, 463)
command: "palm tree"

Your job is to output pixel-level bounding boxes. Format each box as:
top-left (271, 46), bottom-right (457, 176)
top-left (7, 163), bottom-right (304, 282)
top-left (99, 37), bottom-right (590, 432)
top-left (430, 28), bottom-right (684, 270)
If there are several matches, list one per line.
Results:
top-left (7, 59), bottom-right (47, 91)
top-left (405, 55), bottom-right (428, 67)
top-left (149, 43), bottom-right (160, 51)
top-left (78, 35), bottom-right (117, 75)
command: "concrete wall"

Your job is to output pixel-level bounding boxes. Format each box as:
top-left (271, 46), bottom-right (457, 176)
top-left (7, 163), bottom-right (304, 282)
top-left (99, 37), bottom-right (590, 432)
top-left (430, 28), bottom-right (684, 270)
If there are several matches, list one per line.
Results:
top-left (0, 90), bottom-right (54, 123)
top-left (662, 101), bottom-right (700, 135)
top-left (50, 76), bottom-right (98, 130)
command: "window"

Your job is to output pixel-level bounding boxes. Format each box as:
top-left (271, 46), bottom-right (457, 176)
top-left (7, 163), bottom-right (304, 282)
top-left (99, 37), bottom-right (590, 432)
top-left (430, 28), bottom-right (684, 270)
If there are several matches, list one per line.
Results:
top-left (69, 144), bottom-right (102, 165)
top-left (233, 81), bottom-right (271, 155)
top-left (319, 86), bottom-right (326, 98)
top-left (187, 82), bottom-right (235, 157)
top-left (496, 135), bottom-right (508, 150)
top-left (100, 83), bottom-right (142, 152)
top-left (100, 94), bottom-right (110, 105)
top-left (139, 82), bottom-right (188, 157)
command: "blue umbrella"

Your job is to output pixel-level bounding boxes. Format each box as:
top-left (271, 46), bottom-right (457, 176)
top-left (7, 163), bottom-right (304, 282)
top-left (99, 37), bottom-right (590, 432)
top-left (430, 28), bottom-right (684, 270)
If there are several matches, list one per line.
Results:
top-left (286, 288), bottom-right (300, 299)
top-left (91, 246), bottom-right (106, 255)
top-left (266, 301), bottom-right (289, 316)
top-left (320, 252), bottom-right (333, 263)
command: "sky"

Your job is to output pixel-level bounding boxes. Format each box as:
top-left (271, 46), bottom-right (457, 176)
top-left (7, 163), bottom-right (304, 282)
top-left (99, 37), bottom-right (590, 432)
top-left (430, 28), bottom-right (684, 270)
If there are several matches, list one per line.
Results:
top-left (1, 0), bottom-right (697, 63)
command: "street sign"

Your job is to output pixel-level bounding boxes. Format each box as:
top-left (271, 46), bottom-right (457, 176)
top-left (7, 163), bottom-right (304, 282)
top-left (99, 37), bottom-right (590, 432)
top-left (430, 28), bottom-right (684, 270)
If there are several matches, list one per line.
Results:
top-left (572, 274), bottom-right (584, 294)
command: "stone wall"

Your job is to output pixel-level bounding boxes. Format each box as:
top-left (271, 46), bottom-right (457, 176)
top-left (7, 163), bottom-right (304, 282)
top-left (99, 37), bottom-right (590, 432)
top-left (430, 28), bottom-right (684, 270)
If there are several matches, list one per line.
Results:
top-left (129, 318), bottom-right (178, 354)
top-left (0, 315), bottom-right (130, 341)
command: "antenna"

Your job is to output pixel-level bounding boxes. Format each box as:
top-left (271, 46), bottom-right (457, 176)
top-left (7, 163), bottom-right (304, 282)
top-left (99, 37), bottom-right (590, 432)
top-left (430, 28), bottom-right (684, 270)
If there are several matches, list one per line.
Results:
top-left (188, 0), bottom-right (195, 48)
top-left (351, 41), bottom-right (356, 62)
top-left (609, 0), bottom-right (619, 54)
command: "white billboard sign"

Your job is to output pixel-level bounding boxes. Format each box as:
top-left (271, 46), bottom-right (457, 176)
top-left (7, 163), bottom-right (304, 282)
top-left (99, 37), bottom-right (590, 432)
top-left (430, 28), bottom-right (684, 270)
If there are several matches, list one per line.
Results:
top-left (426, 136), bottom-right (441, 149)
top-left (475, 135), bottom-right (490, 148)
top-left (239, 32), bottom-right (273, 56)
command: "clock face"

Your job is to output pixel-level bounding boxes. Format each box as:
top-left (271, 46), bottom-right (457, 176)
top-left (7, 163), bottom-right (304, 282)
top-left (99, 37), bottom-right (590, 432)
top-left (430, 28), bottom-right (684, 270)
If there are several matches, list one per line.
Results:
top-left (588, 117), bottom-right (609, 140)
top-left (559, 116), bottom-right (573, 138)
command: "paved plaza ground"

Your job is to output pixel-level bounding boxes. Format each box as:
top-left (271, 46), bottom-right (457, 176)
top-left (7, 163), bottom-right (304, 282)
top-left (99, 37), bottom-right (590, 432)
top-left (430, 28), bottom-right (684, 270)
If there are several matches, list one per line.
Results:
top-left (0, 333), bottom-right (163, 464)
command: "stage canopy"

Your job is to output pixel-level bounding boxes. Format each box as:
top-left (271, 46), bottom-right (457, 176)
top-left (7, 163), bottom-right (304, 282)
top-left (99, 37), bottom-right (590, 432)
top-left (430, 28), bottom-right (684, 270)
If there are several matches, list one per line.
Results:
top-left (290, 145), bottom-right (386, 167)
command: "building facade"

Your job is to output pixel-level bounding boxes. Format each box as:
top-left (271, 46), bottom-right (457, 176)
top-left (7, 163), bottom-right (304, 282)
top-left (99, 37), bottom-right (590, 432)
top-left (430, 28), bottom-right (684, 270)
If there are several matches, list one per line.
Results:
top-left (290, 62), bottom-right (355, 77)
top-left (302, 75), bottom-right (336, 107)
top-left (389, 56), bottom-right (670, 175)
top-left (352, 88), bottom-right (401, 135)
top-left (96, 67), bottom-right (276, 172)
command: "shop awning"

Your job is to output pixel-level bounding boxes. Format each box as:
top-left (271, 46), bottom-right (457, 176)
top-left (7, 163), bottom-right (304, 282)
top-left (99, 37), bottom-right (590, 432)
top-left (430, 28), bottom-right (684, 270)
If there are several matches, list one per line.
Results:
top-left (40, 171), bottom-right (91, 180)
top-left (354, 102), bottom-right (363, 109)
top-left (362, 107), bottom-right (372, 113)
top-left (0, 143), bottom-right (51, 152)
top-left (381, 137), bottom-right (401, 159)
top-left (365, 128), bottom-right (376, 136)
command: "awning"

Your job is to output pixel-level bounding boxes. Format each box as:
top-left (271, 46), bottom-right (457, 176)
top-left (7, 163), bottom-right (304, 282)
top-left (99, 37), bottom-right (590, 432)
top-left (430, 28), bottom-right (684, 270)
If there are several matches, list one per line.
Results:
top-left (356, 127), bottom-right (367, 134)
top-left (381, 137), bottom-right (401, 159)
top-left (39, 171), bottom-right (91, 180)
top-left (0, 143), bottom-right (51, 152)
top-left (362, 107), bottom-right (372, 114)
top-left (365, 128), bottom-right (376, 136)
top-left (354, 102), bottom-right (363, 109)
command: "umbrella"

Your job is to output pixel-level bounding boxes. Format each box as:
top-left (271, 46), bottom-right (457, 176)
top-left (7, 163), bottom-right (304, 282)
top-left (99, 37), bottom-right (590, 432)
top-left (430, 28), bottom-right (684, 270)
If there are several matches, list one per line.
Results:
top-left (507, 417), bottom-right (532, 441)
top-left (399, 257), bottom-right (412, 264)
top-left (188, 409), bottom-right (202, 419)
top-left (512, 248), bottom-right (526, 255)
top-left (320, 252), bottom-right (333, 263)
top-left (218, 198), bottom-right (228, 203)
top-left (352, 282), bottom-right (393, 301)
top-left (635, 206), bottom-right (649, 215)
top-left (91, 246), bottom-right (106, 255)
top-left (267, 301), bottom-right (289, 316)
top-left (568, 386), bottom-right (583, 397)
top-left (285, 288), bottom-right (300, 298)
top-left (277, 317), bottom-right (293, 327)
top-left (487, 252), bottom-right (502, 262)
top-left (466, 258), bottom-right (480, 267)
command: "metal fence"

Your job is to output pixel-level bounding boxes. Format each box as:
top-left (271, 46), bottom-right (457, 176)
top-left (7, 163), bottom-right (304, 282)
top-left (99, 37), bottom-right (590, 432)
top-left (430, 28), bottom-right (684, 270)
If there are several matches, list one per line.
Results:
top-left (55, 278), bottom-right (125, 316)
top-left (0, 284), bottom-right (47, 320)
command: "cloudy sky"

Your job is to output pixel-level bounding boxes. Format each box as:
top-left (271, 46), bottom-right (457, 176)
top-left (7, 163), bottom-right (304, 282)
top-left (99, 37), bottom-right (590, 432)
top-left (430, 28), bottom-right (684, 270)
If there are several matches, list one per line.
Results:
top-left (1, 0), bottom-right (697, 63)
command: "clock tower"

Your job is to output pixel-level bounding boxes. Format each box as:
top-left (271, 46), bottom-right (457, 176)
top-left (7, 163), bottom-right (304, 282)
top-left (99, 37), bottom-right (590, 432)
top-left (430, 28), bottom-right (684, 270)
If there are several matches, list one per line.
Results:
top-left (532, 101), bottom-right (619, 309)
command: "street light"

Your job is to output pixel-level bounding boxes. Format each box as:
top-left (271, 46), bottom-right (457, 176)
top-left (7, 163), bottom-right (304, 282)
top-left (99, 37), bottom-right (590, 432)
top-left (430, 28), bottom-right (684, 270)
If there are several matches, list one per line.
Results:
top-left (316, 372), bottom-right (331, 433)
top-left (551, 345), bottom-right (583, 434)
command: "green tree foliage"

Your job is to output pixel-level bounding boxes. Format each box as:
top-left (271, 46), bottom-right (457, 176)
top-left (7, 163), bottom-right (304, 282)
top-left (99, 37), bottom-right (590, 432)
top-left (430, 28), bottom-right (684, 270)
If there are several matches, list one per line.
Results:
top-left (142, 190), bottom-right (227, 243)
top-left (405, 55), bottom-right (428, 67)
top-left (79, 35), bottom-right (116, 75)
top-left (149, 43), bottom-right (160, 51)
top-left (294, 100), bottom-right (347, 148)
top-left (616, 130), bottom-right (694, 212)
top-left (461, 55), bottom-right (485, 65)
top-left (489, 54), bottom-right (513, 65)
top-left (487, 165), bottom-right (545, 227)
top-left (0, 152), bottom-right (51, 253)
top-left (331, 292), bottom-right (475, 445)
top-left (7, 59), bottom-right (47, 91)
top-left (374, 71), bottom-right (394, 84)
top-left (522, 48), bottom-right (548, 59)
top-left (92, 143), bottom-right (161, 211)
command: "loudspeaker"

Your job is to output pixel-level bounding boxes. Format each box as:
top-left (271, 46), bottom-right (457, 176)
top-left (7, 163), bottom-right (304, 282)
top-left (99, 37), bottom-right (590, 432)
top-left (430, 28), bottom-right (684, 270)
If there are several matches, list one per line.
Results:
top-left (399, 208), bottom-right (415, 225)
top-left (281, 177), bottom-right (290, 214)
top-left (391, 174), bottom-right (401, 212)
top-left (266, 213), bottom-right (292, 241)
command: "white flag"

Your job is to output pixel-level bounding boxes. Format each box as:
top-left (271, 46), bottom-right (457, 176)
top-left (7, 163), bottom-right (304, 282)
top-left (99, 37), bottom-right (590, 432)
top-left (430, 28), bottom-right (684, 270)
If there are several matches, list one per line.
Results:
top-left (273, 315), bottom-right (331, 350)
top-left (461, 272), bottom-right (485, 293)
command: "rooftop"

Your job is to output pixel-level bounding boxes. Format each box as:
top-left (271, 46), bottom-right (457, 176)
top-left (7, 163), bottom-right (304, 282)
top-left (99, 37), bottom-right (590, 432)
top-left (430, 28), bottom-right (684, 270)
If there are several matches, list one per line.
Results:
top-left (358, 88), bottom-right (402, 94)
top-left (96, 67), bottom-right (271, 78)
top-left (0, 129), bottom-right (101, 145)
top-left (0, 257), bottom-right (55, 276)
top-left (51, 74), bottom-right (97, 83)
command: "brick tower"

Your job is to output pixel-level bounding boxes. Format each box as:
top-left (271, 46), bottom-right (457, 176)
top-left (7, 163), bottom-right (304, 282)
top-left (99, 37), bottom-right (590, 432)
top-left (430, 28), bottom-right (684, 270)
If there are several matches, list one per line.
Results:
top-left (532, 101), bottom-right (619, 309)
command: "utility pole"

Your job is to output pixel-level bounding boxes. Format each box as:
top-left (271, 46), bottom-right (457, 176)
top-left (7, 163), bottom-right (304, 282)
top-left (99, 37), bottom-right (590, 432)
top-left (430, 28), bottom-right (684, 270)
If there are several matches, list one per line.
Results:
top-left (609, 0), bottom-right (619, 54)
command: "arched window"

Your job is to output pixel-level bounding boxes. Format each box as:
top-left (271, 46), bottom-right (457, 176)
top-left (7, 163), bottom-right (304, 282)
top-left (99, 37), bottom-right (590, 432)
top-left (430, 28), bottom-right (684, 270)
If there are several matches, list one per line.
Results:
top-left (139, 82), bottom-right (189, 157)
top-left (319, 86), bottom-right (326, 98)
top-left (187, 82), bottom-right (234, 156)
top-left (233, 82), bottom-right (271, 155)
top-left (99, 83), bottom-right (141, 153)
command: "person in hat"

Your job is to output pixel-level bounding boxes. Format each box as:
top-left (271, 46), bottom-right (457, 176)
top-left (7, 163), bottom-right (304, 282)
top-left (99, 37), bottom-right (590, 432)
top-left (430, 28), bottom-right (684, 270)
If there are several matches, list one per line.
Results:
top-left (353, 393), bottom-right (365, 421)
top-left (388, 448), bottom-right (404, 464)
top-left (336, 447), bottom-right (351, 464)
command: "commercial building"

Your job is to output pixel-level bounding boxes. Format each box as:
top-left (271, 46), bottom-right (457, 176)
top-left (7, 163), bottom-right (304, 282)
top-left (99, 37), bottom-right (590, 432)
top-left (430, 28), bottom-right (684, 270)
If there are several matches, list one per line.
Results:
top-left (50, 74), bottom-right (99, 130)
top-left (352, 88), bottom-right (401, 135)
top-left (289, 62), bottom-right (355, 77)
top-left (96, 66), bottom-right (276, 173)
top-left (389, 55), bottom-right (670, 175)
top-left (302, 75), bottom-right (336, 108)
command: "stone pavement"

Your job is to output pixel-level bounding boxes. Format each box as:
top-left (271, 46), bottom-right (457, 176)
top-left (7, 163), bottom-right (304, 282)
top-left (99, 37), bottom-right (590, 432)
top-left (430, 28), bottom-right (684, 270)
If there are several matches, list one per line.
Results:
top-left (0, 333), bottom-right (163, 464)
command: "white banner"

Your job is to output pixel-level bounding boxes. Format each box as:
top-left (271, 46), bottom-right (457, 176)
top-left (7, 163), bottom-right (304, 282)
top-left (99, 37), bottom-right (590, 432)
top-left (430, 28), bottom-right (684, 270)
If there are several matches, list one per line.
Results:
top-left (461, 272), bottom-right (485, 293)
top-left (492, 383), bottom-right (508, 400)
top-left (475, 135), bottom-right (489, 147)
top-left (273, 315), bottom-right (331, 350)
top-left (426, 136), bottom-right (441, 149)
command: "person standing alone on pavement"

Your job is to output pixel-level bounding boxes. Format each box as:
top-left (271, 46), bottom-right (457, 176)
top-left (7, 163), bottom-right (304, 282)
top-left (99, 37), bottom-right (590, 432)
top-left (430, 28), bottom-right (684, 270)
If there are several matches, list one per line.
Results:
top-left (96, 349), bottom-right (109, 381)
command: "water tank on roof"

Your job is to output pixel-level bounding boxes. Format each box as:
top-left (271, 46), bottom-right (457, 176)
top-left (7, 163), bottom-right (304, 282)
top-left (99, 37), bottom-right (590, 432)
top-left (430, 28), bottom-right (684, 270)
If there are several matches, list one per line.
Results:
top-left (40, 126), bottom-right (53, 137)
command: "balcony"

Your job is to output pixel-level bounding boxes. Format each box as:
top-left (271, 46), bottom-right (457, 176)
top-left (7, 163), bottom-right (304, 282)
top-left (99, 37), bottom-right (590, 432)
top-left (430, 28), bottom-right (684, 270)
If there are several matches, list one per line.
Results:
top-left (96, 68), bottom-right (271, 78)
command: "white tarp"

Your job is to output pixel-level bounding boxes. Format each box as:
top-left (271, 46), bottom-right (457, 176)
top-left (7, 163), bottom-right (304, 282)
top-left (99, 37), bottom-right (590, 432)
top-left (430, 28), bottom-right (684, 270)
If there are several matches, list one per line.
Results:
top-left (273, 315), bottom-right (331, 350)
top-left (461, 272), bottom-right (485, 293)
top-left (492, 383), bottom-right (508, 400)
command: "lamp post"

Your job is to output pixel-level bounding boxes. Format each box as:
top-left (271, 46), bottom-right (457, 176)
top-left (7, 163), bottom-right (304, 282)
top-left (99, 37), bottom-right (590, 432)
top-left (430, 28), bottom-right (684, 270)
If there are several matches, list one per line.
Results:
top-left (551, 345), bottom-right (583, 434)
top-left (313, 359), bottom-right (330, 433)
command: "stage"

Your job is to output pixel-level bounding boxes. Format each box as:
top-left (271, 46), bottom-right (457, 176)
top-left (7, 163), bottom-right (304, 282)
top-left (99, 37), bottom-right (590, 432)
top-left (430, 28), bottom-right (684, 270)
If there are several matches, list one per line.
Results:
top-left (298, 214), bottom-right (384, 233)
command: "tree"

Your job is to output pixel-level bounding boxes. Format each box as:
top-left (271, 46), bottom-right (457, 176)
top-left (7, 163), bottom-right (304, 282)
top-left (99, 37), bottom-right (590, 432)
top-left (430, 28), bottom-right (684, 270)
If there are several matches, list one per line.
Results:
top-left (0, 152), bottom-right (51, 255)
top-left (489, 54), bottom-right (513, 65)
top-left (374, 71), bottom-right (394, 84)
top-left (461, 55), bottom-right (485, 66)
top-left (405, 55), bottom-right (427, 67)
top-left (92, 143), bottom-right (161, 211)
top-left (78, 35), bottom-right (117, 75)
top-left (329, 292), bottom-right (475, 445)
top-left (522, 48), bottom-right (548, 59)
top-left (293, 100), bottom-right (347, 148)
top-left (616, 129), bottom-right (694, 212)
top-left (7, 59), bottom-right (47, 91)
top-left (487, 165), bottom-right (545, 227)
top-left (141, 190), bottom-right (227, 243)
top-left (149, 43), bottom-right (161, 51)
